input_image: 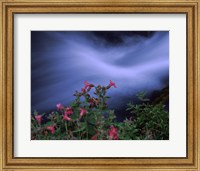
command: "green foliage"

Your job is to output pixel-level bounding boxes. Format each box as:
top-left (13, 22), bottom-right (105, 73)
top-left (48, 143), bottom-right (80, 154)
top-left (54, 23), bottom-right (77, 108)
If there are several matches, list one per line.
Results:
top-left (31, 81), bottom-right (118, 140)
top-left (31, 82), bottom-right (169, 140)
top-left (124, 92), bottom-right (169, 140)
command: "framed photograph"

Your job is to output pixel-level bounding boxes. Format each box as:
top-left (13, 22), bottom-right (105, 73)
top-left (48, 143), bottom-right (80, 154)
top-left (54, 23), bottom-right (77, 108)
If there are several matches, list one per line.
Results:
top-left (30, 30), bottom-right (170, 141)
top-left (0, 0), bottom-right (199, 170)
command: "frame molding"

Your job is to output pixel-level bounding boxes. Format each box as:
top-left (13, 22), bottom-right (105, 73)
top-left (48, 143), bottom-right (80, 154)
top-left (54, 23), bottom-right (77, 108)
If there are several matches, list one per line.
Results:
top-left (0, 0), bottom-right (199, 170)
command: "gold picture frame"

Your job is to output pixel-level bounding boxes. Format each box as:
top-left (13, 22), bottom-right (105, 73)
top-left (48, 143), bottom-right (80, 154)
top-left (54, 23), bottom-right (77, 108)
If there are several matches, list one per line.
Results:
top-left (0, 0), bottom-right (199, 170)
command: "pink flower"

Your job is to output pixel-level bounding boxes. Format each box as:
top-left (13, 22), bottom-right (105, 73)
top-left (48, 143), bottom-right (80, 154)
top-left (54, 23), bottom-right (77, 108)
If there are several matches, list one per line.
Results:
top-left (108, 126), bottom-right (119, 140)
top-left (79, 108), bottom-right (88, 118)
top-left (109, 80), bottom-right (117, 88)
top-left (56, 103), bottom-right (63, 110)
top-left (63, 107), bottom-right (73, 121)
top-left (84, 81), bottom-right (93, 90)
top-left (84, 81), bottom-right (91, 88)
top-left (65, 107), bottom-right (73, 115)
top-left (63, 114), bottom-right (72, 121)
top-left (91, 132), bottom-right (99, 140)
top-left (46, 124), bottom-right (56, 134)
top-left (81, 81), bottom-right (94, 93)
top-left (35, 115), bottom-right (42, 125)
top-left (81, 87), bottom-right (86, 93)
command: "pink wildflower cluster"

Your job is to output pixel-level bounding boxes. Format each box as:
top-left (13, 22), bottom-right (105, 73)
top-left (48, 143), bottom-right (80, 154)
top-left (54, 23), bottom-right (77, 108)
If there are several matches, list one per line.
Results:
top-left (80, 80), bottom-right (116, 94)
top-left (56, 103), bottom-right (88, 121)
top-left (32, 80), bottom-right (119, 140)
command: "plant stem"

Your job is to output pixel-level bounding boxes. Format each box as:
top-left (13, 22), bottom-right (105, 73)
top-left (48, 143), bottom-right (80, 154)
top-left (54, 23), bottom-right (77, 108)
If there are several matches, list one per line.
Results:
top-left (77, 120), bottom-right (81, 139)
top-left (86, 114), bottom-right (88, 139)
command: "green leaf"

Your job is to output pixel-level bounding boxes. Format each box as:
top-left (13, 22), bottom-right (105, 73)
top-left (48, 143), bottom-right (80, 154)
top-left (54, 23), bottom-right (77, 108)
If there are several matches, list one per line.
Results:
top-left (72, 123), bottom-right (87, 133)
top-left (43, 121), bottom-right (54, 127)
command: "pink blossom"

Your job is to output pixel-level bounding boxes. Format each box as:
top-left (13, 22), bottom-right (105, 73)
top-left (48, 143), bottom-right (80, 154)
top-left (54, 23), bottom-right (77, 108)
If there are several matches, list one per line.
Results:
top-left (109, 80), bottom-right (117, 88)
top-left (84, 81), bottom-right (93, 90)
top-left (84, 81), bottom-right (91, 88)
top-left (63, 114), bottom-right (72, 121)
top-left (91, 132), bottom-right (99, 140)
top-left (46, 124), bottom-right (56, 134)
top-left (81, 87), bottom-right (86, 93)
top-left (65, 107), bottom-right (73, 115)
top-left (35, 115), bottom-right (42, 125)
top-left (63, 107), bottom-right (73, 121)
top-left (79, 108), bottom-right (88, 118)
top-left (108, 126), bottom-right (119, 140)
top-left (56, 103), bottom-right (63, 110)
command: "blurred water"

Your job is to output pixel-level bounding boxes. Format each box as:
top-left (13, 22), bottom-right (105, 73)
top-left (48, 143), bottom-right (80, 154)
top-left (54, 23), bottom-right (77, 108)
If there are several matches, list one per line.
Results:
top-left (31, 31), bottom-right (169, 115)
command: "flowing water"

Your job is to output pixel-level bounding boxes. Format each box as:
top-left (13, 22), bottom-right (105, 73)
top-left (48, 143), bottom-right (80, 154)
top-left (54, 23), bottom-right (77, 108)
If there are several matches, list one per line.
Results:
top-left (31, 31), bottom-right (169, 118)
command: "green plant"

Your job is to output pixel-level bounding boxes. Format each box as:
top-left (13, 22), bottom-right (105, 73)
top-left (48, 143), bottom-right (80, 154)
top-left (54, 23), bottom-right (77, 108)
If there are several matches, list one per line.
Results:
top-left (31, 81), bottom-right (119, 140)
top-left (31, 83), bottom-right (169, 140)
top-left (125, 92), bottom-right (169, 140)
